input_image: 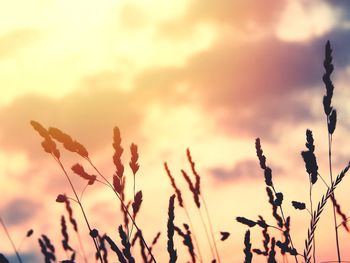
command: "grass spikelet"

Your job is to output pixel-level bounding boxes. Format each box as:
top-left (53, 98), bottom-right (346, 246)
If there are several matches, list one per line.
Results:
top-left (181, 170), bottom-right (200, 208)
top-left (38, 235), bottom-right (56, 263)
top-left (105, 235), bottom-right (127, 263)
top-left (60, 215), bottom-right (74, 252)
top-left (174, 223), bottom-right (196, 263)
top-left (220, 232), bottom-right (230, 241)
top-left (119, 225), bottom-right (135, 263)
top-left (267, 238), bottom-right (277, 263)
top-left (71, 163), bottom-right (96, 185)
top-left (30, 121), bottom-right (60, 159)
top-left (146, 232), bottom-right (161, 263)
top-left (252, 216), bottom-right (269, 256)
top-left (41, 235), bottom-right (55, 255)
top-left (48, 127), bottom-right (89, 157)
top-left (301, 129), bottom-right (318, 184)
top-left (186, 148), bottom-right (201, 195)
top-left (236, 217), bottom-right (257, 228)
top-left (113, 127), bottom-right (124, 178)
top-left (96, 234), bottom-right (108, 263)
top-left (130, 143), bottom-right (140, 175)
top-left (185, 149), bottom-right (221, 262)
top-left (63, 196), bottom-right (78, 232)
top-left (132, 190), bottom-right (143, 218)
top-left (331, 195), bottom-right (349, 232)
top-left (266, 187), bottom-right (283, 228)
top-left (255, 138), bottom-right (272, 186)
top-left (164, 163), bottom-right (184, 208)
top-left (243, 230), bottom-right (253, 263)
top-left (167, 194), bottom-right (177, 263)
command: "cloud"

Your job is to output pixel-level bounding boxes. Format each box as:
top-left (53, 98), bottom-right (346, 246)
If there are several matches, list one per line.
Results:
top-left (183, 0), bottom-right (286, 28)
top-left (134, 36), bottom-right (332, 138)
top-left (210, 159), bottom-right (284, 182)
top-left (0, 85), bottom-right (142, 158)
top-left (0, 198), bottom-right (40, 226)
top-left (210, 159), bottom-right (260, 181)
top-left (0, 29), bottom-right (38, 59)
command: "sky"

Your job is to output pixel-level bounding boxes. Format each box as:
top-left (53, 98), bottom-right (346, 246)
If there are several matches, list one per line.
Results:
top-left (1, 0), bottom-right (350, 262)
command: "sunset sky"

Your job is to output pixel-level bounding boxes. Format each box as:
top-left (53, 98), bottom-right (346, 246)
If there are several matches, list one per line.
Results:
top-left (1, 0), bottom-right (350, 262)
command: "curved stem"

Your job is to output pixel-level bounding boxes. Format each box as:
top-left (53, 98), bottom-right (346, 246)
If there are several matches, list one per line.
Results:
top-left (129, 173), bottom-right (136, 239)
top-left (54, 156), bottom-right (103, 263)
top-left (0, 217), bottom-right (23, 263)
top-left (310, 182), bottom-right (316, 263)
top-left (328, 134), bottom-right (341, 263)
top-left (198, 206), bottom-right (216, 261)
top-left (201, 195), bottom-right (221, 263)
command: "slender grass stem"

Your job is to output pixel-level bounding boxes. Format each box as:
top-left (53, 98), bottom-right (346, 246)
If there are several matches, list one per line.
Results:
top-left (54, 156), bottom-right (103, 263)
top-left (0, 217), bottom-right (23, 263)
top-left (310, 182), bottom-right (316, 263)
top-left (128, 173), bottom-right (137, 239)
top-left (201, 195), bottom-right (221, 263)
top-left (198, 205), bottom-right (216, 261)
top-left (328, 134), bottom-right (341, 263)
top-left (77, 230), bottom-right (89, 263)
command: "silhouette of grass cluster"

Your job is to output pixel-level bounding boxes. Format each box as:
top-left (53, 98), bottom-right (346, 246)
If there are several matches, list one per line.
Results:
top-left (1, 41), bottom-right (350, 263)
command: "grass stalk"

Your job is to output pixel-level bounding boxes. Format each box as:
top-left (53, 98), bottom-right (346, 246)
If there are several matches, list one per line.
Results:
top-left (54, 156), bottom-right (104, 263)
top-left (201, 194), bottom-right (221, 263)
top-left (197, 205), bottom-right (216, 261)
top-left (328, 134), bottom-right (341, 263)
top-left (0, 217), bottom-right (23, 263)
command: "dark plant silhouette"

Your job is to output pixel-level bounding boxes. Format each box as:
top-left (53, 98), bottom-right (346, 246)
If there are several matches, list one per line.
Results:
top-left (2, 40), bottom-right (350, 263)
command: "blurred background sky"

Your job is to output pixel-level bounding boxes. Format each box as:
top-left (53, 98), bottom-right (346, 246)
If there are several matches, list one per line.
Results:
top-left (1, 0), bottom-right (350, 262)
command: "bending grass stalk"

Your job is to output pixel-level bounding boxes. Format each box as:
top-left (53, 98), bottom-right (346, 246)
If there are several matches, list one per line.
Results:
top-left (76, 230), bottom-right (88, 263)
top-left (200, 195), bottom-right (221, 263)
top-left (128, 172), bottom-right (137, 240)
top-left (328, 134), bottom-right (341, 263)
top-left (53, 155), bottom-right (104, 263)
top-left (197, 205), bottom-right (216, 261)
top-left (310, 182), bottom-right (316, 263)
top-left (85, 157), bottom-right (157, 263)
top-left (0, 217), bottom-right (23, 263)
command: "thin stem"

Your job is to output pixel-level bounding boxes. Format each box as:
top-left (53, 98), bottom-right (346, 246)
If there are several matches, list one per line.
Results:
top-left (54, 156), bottom-right (103, 263)
top-left (197, 206), bottom-right (216, 261)
top-left (183, 204), bottom-right (203, 263)
top-left (85, 157), bottom-right (157, 263)
top-left (268, 225), bottom-right (284, 232)
top-left (77, 230), bottom-right (89, 263)
top-left (201, 194), bottom-right (221, 263)
top-left (80, 183), bottom-right (89, 202)
top-left (337, 216), bottom-right (350, 229)
top-left (328, 133), bottom-right (341, 263)
top-left (318, 173), bottom-right (330, 188)
top-left (310, 182), bottom-right (315, 263)
top-left (129, 173), bottom-right (136, 239)
top-left (0, 217), bottom-right (23, 263)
